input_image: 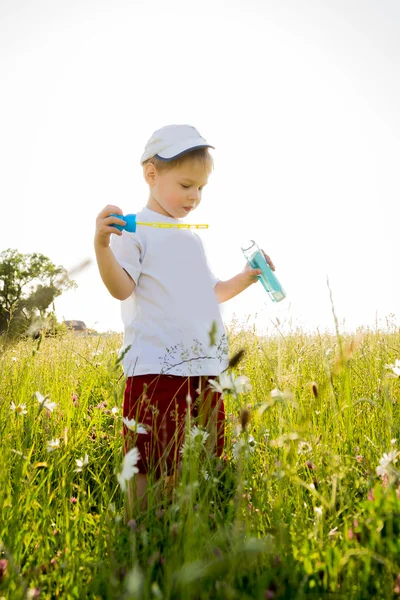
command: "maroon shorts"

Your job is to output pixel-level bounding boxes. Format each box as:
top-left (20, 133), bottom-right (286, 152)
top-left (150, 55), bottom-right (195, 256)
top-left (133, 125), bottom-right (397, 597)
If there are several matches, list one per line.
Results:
top-left (122, 374), bottom-right (225, 475)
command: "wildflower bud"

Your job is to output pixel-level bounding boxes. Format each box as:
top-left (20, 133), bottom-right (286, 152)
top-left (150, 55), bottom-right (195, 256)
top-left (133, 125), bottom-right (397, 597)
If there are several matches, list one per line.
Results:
top-left (0, 559), bottom-right (8, 582)
top-left (240, 406), bottom-right (250, 431)
top-left (311, 382), bottom-right (318, 398)
top-left (273, 554), bottom-right (281, 567)
top-left (394, 573), bottom-right (400, 595)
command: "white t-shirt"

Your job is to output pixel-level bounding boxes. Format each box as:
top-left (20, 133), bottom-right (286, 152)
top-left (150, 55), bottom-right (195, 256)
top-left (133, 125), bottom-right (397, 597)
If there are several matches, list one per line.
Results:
top-left (110, 206), bottom-right (229, 377)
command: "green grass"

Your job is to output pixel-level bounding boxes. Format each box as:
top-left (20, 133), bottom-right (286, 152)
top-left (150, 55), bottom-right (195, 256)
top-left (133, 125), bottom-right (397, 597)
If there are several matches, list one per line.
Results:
top-left (1, 321), bottom-right (400, 599)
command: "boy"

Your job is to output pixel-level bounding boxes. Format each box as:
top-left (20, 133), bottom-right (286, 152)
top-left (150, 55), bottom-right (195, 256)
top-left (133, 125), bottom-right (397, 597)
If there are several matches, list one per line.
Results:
top-left (94, 124), bottom-right (274, 513)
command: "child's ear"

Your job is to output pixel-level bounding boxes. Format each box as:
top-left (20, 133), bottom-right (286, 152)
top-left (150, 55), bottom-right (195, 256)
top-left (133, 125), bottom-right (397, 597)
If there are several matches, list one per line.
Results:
top-left (144, 163), bottom-right (157, 187)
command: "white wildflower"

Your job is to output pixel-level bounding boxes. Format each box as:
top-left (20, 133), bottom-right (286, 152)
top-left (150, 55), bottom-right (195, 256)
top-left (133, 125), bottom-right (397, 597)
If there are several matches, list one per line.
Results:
top-left (125, 564), bottom-right (144, 596)
top-left (232, 438), bottom-right (244, 460)
top-left (269, 432), bottom-right (299, 448)
top-left (208, 372), bottom-right (235, 394)
top-left (376, 449), bottom-right (399, 477)
top-left (75, 454), bottom-right (89, 472)
top-left (314, 506), bottom-right (323, 517)
top-left (208, 373), bottom-right (252, 397)
top-left (117, 447), bottom-right (140, 492)
top-left (248, 434), bottom-right (256, 450)
top-left (385, 359), bottom-right (400, 377)
top-left (47, 438), bottom-right (60, 453)
top-left (180, 425), bottom-right (209, 456)
top-left (151, 582), bottom-right (163, 599)
top-left (10, 402), bottom-right (27, 415)
top-left (202, 468), bottom-right (210, 481)
top-left (122, 417), bottom-right (147, 434)
top-left (190, 425), bottom-right (209, 444)
top-left (234, 375), bottom-right (252, 394)
top-left (232, 434), bottom-right (257, 460)
top-left (298, 441), bottom-right (312, 455)
top-left (111, 407), bottom-right (119, 416)
top-left (35, 391), bottom-right (57, 412)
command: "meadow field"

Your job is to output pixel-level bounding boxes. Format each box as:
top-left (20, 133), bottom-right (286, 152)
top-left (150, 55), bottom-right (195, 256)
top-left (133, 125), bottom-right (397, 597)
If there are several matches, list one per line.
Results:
top-left (1, 318), bottom-right (400, 599)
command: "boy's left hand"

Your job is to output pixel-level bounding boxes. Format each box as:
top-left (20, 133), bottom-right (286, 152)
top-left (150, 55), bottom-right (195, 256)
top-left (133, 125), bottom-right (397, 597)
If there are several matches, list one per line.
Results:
top-left (241, 249), bottom-right (275, 285)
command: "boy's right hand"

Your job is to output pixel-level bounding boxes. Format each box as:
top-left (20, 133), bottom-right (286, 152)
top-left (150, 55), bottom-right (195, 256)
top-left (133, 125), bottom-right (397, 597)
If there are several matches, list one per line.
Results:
top-left (94, 205), bottom-right (127, 249)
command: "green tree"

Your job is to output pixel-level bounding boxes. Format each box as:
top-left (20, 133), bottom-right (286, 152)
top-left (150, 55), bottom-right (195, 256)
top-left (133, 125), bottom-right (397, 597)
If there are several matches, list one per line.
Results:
top-left (0, 249), bottom-right (77, 338)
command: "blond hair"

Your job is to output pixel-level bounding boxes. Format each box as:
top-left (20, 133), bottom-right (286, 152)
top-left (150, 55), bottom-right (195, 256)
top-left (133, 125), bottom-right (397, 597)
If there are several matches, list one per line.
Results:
top-left (142, 147), bottom-right (214, 174)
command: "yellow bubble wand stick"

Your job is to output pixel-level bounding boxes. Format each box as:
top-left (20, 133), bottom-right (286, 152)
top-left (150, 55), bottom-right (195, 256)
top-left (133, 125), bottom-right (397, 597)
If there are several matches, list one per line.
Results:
top-left (110, 213), bottom-right (208, 232)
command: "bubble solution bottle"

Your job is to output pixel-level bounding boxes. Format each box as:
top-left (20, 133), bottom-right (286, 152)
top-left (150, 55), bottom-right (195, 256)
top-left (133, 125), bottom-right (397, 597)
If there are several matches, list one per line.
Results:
top-left (241, 240), bottom-right (286, 303)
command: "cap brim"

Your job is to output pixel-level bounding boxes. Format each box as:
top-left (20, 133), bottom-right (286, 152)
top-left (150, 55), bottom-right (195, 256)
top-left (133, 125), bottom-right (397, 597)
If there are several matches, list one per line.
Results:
top-left (156, 143), bottom-right (215, 161)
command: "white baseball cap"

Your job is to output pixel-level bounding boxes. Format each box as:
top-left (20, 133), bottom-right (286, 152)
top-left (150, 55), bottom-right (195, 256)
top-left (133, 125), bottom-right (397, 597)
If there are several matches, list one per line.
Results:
top-left (140, 124), bottom-right (214, 165)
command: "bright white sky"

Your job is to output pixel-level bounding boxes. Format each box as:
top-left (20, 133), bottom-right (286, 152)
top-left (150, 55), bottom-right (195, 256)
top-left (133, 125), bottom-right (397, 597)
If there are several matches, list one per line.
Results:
top-left (1, 0), bottom-right (399, 336)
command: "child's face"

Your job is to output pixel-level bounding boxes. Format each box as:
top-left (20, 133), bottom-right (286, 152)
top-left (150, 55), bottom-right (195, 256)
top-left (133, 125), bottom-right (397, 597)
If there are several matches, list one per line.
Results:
top-left (145, 160), bottom-right (209, 219)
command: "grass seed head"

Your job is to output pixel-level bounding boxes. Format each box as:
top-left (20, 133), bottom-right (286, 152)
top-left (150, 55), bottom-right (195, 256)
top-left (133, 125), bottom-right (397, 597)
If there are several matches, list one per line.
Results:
top-left (240, 406), bottom-right (251, 431)
top-left (228, 348), bottom-right (246, 369)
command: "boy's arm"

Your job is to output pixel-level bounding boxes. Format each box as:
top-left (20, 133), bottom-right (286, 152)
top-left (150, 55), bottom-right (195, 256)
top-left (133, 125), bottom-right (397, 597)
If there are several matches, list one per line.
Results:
top-left (214, 274), bottom-right (252, 304)
top-left (95, 244), bottom-right (136, 301)
top-left (94, 205), bottom-right (138, 301)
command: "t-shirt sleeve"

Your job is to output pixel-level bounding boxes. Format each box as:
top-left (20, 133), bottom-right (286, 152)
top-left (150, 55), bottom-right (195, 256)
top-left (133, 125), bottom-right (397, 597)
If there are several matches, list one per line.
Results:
top-left (208, 267), bottom-right (221, 288)
top-left (194, 233), bottom-right (220, 288)
top-left (110, 231), bottom-right (142, 285)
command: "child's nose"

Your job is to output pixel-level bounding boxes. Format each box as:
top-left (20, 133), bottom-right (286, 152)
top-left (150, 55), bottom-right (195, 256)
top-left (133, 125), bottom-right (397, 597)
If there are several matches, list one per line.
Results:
top-left (189, 189), bottom-right (201, 201)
